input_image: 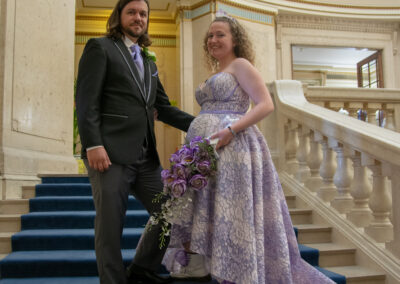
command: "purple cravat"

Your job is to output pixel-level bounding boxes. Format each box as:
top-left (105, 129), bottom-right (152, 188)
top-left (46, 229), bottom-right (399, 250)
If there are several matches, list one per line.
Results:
top-left (130, 44), bottom-right (144, 80)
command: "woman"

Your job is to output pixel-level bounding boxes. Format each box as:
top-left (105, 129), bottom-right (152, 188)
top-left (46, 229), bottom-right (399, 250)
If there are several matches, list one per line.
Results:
top-left (163, 15), bottom-right (334, 284)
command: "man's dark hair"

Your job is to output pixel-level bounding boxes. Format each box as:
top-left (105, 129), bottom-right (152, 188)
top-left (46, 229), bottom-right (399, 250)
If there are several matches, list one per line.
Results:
top-left (106, 0), bottom-right (152, 47)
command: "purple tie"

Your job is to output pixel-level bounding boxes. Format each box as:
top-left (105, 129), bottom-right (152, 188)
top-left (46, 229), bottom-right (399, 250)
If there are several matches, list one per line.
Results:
top-left (130, 44), bottom-right (144, 80)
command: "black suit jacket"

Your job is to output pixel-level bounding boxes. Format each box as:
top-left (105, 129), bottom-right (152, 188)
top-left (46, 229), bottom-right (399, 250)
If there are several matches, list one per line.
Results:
top-left (76, 37), bottom-right (194, 165)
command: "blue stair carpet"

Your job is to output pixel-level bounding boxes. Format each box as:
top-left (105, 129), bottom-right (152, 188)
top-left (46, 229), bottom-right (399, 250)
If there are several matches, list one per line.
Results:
top-left (0, 176), bottom-right (346, 284)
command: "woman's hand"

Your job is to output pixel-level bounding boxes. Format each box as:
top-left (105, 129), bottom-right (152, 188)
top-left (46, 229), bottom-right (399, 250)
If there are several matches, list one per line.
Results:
top-left (210, 127), bottom-right (234, 150)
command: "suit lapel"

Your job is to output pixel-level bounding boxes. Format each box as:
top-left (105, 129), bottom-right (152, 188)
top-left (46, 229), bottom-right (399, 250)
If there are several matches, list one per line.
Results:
top-left (143, 59), bottom-right (152, 103)
top-left (113, 39), bottom-right (147, 103)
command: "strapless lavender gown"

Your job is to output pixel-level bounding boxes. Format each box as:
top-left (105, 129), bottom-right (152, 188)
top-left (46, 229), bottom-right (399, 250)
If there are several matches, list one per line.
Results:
top-left (163, 72), bottom-right (334, 284)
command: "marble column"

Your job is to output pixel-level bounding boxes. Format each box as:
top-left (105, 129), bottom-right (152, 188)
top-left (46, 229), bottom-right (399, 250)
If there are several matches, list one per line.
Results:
top-left (0, 0), bottom-right (77, 199)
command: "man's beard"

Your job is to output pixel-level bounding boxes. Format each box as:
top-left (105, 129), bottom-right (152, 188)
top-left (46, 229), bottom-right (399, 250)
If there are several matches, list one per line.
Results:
top-left (123, 25), bottom-right (146, 39)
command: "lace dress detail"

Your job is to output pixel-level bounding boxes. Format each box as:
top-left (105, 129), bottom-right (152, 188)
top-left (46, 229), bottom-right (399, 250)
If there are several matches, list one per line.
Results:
top-left (163, 72), bottom-right (334, 284)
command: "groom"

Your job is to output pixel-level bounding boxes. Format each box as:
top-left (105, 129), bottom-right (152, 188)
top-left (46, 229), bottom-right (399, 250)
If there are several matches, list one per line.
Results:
top-left (75, 0), bottom-right (194, 283)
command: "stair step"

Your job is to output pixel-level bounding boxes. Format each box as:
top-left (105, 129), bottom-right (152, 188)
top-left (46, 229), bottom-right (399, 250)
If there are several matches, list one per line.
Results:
top-left (12, 228), bottom-right (144, 251)
top-left (21, 210), bottom-right (149, 230)
top-left (35, 184), bottom-right (92, 197)
top-left (295, 224), bottom-right (332, 244)
top-left (0, 215), bottom-right (21, 233)
top-left (29, 196), bottom-right (144, 212)
top-left (0, 233), bottom-right (12, 254)
top-left (0, 200), bottom-right (29, 214)
top-left (38, 174), bottom-right (89, 184)
top-left (307, 243), bottom-right (356, 267)
top-left (289, 208), bottom-right (312, 224)
top-left (285, 194), bottom-right (296, 208)
top-left (22, 186), bottom-right (36, 199)
top-left (0, 249), bottom-right (135, 277)
top-left (0, 277), bottom-right (219, 284)
top-left (325, 265), bottom-right (386, 284)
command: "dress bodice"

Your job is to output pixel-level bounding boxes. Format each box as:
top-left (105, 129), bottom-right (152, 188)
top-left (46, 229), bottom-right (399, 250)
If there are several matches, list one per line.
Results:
top-left (195, 72), bottom-right (250, 114)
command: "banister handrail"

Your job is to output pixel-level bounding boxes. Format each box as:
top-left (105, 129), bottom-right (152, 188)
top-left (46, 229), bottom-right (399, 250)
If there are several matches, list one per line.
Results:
top-left (304, 86), bottom-right (400, 103)
top-left (268, 80), bottom-right (400, 167)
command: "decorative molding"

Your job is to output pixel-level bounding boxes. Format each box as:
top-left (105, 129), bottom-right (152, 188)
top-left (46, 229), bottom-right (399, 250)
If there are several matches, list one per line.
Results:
top-left (216, 2), bottom-right (274, 25)
top-left (75, 32), bottom-right (176, 47)
top-left (76, 14), bottom-right (176, 24)
top-left (277, 14), bottom-right (399, 33)
top-left (178, 0), bottom-right (275, 25)
top-left (281, 0), bottom-right (400, 10)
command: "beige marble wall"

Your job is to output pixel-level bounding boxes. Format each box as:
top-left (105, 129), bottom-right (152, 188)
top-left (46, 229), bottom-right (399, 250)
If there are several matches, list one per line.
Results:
top-left (0, 0), bottom-right (77, 199)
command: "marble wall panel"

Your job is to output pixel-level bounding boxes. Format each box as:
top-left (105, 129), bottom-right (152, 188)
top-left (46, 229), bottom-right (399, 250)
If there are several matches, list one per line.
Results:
top-left (12, 0), bottom-right (75, 141)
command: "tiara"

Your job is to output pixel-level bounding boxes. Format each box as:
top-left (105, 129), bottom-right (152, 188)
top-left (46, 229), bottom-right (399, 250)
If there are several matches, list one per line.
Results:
top-left (215, 9), bottom-right (236, 21)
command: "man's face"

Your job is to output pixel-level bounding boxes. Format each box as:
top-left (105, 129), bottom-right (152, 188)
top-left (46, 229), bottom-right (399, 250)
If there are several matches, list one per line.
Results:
top-left (120, 0), bottom-right (148, 42)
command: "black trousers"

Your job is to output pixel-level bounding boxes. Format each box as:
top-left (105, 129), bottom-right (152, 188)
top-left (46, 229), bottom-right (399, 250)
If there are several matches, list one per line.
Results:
top-left (84, 147), bottom-right (168, 284)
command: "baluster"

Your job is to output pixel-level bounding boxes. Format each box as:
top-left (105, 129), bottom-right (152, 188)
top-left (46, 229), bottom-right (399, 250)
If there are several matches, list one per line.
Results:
top-left (305, 131), bottom-right (323, 192)
top-left (367, 109), bottom-right (376, 125)
top-left (295, 126), bottom-right (311, 183)
top-left (285, 121), bottom-right (299, 175)
top-left (386, 166), bottom-right (400, 258)
top-left (347, 151), bottom-right (372, 227)
top-left (330, 140), bottom-right (353, 213)
top-left (316, 136), bottom-right (337, 202)
top-left (385, 109), bottom-right (395, 131)
top-left (363, 156), bottom-right (393, 243)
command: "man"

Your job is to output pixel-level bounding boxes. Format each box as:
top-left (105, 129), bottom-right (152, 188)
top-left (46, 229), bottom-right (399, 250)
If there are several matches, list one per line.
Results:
top-left (75, 0), bottom-right (194, 283)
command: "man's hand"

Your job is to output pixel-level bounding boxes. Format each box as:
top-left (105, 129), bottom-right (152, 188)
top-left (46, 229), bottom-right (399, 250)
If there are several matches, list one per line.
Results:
top-left (87, 146), bottom-right (112, 172)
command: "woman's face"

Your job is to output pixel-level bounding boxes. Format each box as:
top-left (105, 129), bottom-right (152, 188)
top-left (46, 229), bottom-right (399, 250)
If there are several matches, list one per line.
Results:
top-left (207, 21), bottom-right (235, 61)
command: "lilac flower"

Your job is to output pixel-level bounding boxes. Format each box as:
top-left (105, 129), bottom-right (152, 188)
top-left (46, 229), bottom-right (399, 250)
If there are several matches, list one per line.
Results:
top-left (196, 160), bottom-right (211, 175)
top-left (171, 179), bottom-right (187, 198)
top-left (189, 174), bottom-right (208, 191)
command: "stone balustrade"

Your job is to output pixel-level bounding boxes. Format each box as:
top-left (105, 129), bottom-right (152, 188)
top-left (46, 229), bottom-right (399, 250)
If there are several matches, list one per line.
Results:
top-left (304, 86), bottom-right (400, 132)
top-left (268, 80), bottom-right (400, 262)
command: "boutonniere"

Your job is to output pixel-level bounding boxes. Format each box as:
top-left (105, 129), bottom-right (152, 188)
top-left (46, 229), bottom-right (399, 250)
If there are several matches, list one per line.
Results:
top-left (143, 47), bottom-right (157, 62)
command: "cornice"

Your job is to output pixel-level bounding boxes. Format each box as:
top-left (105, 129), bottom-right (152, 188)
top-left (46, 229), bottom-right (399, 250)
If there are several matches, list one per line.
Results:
top-left (254, 0), bottom-right (400, 18)
top-left (75, 32), bottom-right (176, 47)
top-left (283, 0), bottom-right (400, 10)
top-left (277, 14), bottom-right (399, 33)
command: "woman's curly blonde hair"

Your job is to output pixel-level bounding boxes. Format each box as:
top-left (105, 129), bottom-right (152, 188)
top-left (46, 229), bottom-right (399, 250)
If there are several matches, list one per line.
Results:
top-left (203, 16), bottom-right (255, 71)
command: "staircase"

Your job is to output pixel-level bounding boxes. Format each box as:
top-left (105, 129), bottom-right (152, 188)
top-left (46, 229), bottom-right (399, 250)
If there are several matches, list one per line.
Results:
top-left (0, 174), bottom-right (386, 283)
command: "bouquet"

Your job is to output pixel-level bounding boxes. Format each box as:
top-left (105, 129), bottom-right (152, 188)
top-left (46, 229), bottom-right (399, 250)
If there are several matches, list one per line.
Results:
top-left (149, 136), bottom-right (218, 248)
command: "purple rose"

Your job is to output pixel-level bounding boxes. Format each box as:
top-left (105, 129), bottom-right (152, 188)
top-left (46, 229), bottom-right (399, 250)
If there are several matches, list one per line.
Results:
top-left (180, 154), bottom-right (194, 165)
top-left (189, 136), bottom-right (203, 148)
top-left (171, 179), bottom-right (187, 198)
top-left (196, 160), bottom-right (211, 175)
top-left (169, 153), bottom-right (181, 164)
top-left (161, 169), bottom-right (171, 179)
top-left (161, 169), bottom-right (175, 186)
top-left (178, 145), bottom-right (193, 157)
top-left (189, 174), bottom-right (208, 191)
top-left (172, 163), bottom-right (187, 179)
top-left (194, 149), bottom-right (209, 162)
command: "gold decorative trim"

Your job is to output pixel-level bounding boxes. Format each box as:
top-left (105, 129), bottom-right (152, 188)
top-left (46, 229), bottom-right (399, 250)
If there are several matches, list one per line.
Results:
top-left (75, 32), bottom-right (176, 47)
top-left (179, 0), bottom-right (275, 16)
top-left (81, 0), bottom-right (171, 11)
top-left (218, 0), bottom-right (276, 16)
top-left (281, 0), bottom-right (400, 10)
top-left (76, 15), bottom-right (176, 24)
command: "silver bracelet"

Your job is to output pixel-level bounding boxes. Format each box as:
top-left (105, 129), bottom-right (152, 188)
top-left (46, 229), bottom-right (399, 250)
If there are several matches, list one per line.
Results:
top-left (227, 125), bottom-right (236, 136)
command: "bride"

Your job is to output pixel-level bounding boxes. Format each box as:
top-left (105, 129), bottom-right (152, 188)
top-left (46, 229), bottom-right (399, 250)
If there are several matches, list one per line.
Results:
top-left (162, 13), bottom-right (335, 284)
